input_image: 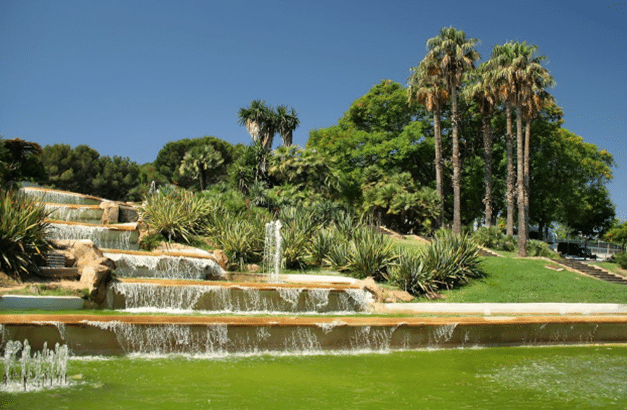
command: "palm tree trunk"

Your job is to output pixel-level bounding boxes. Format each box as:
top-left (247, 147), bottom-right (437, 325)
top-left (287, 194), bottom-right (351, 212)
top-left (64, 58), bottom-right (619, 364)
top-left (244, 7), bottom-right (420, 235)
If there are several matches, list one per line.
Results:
top-left (516, 104), bottom-right (527, 257)
top-left (482, 114), bottom-right (493, 228)
top-left (505, 104), bottom-right (515, 237)
top-left (434, 106), bottom-right (444, 227)
top-left (451, 87), bottom-right (462, 234)
top-left (524, 118), bottom-right (531, 242)
top-left (246, 120), bottom-right (261, 143)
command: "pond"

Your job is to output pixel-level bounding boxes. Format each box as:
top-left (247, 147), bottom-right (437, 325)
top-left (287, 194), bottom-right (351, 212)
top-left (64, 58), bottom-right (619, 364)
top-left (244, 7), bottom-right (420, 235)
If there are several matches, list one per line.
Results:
top-left (2, 345), bottom-right (626, 409)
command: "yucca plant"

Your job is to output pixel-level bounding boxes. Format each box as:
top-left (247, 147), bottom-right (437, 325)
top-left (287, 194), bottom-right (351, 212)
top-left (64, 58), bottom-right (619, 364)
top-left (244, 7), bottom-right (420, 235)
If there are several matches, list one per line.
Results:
top-left (309, 229), bottom-right (335, 266)
top-left (0, 189), bottom-right (52, 279)
top-left (472, 226), bottom-right (515, 251)
top-left (422, 230), bottom-right (482, 289)
top-left (326, 241), bottom-right (350, 272)
top-left (215, 217), bottom-right (265, 270)
top-left (279, 206), bottom-right (321, 269)
top-left (140, 190), bottom-right (212, 243)
top-left (346, 226), bottom-right (396, 281)
top-left (389, 252), bottom-right (437, 296)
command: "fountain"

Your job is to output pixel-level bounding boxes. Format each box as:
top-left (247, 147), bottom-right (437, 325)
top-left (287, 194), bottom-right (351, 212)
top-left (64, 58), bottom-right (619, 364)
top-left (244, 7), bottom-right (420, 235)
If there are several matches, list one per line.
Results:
top-left (1, 340), bottom-right (69, 392)
top-left (264, 220), bottom-right (282, 283)
top-left (3, 186), bottom-right (627, 406)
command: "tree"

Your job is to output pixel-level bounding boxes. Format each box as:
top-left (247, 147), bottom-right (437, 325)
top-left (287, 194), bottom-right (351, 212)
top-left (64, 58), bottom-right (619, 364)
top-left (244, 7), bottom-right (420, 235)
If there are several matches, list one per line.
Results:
top-left (408, 60), bottom-right (449, 227)
top-left (462, 62), bottom-right (498, 227)
top-left (92, 156), bottom-right (141, 201)
top-left (486, 41), bottom-right (555, 256)
top-left (424, 26), bottom-right (480, 234)
top-left (0, 137), bottom-right (47, 188)
top-left (605, 221), bottom-right (627, 248)
top-left (41, 144), bottom-right (101, 194)
top-left (178, 144), bottom-right (224, 191)
top-left (153, 136), bottom-right (235, 188)
top-left (276, 105), bottom-right (300, 147)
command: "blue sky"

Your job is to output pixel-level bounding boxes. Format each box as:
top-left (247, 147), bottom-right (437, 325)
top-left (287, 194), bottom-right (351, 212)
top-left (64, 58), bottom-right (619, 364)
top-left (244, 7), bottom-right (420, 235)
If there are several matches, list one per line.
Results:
top-left (1, 0), bottom-right (625, 220)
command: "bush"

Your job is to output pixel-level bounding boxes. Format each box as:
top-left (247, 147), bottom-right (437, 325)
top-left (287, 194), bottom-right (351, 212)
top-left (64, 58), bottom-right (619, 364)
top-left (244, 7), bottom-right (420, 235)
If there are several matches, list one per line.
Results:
top-left (278, 206), bottom-right (322, 269)
top-left (309, 229), bottom-right (335, 266)
top-left (140, 190), bottom-right (212, 243)
top-left (390, 230), bottom-right (482, 296)
top-left (472, 226), bottom-right (515, 251)
top-left (389, 252), bottom-right (436, 296)
top-left (614, 252), bottom-right (627, 269)
top-left (215, 218), bottom-right (264, 270)
top-left (0, 189), bottom-right (52, 279)
top-left (326, 241), bottom-right (350, 272)
top-left (527, 240), bottom-right (559, 258)
top-left (345, 227), bottom-right (396, 281)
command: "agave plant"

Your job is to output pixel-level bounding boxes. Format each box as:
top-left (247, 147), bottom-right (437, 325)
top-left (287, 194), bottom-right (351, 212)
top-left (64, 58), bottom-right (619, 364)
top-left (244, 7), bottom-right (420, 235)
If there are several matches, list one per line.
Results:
top-left (279, 206), bottom-right (321, 269)
top-left (345, 226), bottom-right (396, 281)
top-left (421, 230), bottom-right (482, 289)
top-left (139, 190), bottom-right (212, 243)
top-left (389, 252), bottom-right (437, 296)
top-left (0, 189), bottom-right (52, 279)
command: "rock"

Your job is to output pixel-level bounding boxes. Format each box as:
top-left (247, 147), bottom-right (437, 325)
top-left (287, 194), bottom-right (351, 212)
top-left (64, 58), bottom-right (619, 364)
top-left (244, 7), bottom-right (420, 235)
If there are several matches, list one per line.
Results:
top-left (208, 250), bottom-right (229, 270)
top-left (362, 277), bottom-right (384, 302)
top-left (50, 239), bottom-right (114, 306)
top-left (245, 264), bottom-right (261, 272)
top-left (389, 290), bottom-right (414, 302)
top-left (99, 201), bottom-right (119, 225)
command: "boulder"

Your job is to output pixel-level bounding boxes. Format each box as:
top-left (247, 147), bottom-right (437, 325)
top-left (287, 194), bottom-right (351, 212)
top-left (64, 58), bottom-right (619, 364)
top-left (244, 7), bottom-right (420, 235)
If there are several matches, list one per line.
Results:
top-left (50, 239), bottom-right (114, 306)
top-left (99, 201), bottom-right (119, 225)
top-left (362, 277), bottom-right (384, 302)
top-left (207, 250), bottom-right (229, 270)
top-left (245, 264), bottom-right (261, 272)
top-left (389, 290), bottom-right (414, 302)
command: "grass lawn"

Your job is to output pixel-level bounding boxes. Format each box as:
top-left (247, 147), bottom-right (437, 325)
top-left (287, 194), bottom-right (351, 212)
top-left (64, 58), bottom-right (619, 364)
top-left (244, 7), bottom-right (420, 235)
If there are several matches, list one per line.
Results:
top-left (590, 261), bottom-right (627, 278)
top-left (428, 256), bottom-right (627, 303)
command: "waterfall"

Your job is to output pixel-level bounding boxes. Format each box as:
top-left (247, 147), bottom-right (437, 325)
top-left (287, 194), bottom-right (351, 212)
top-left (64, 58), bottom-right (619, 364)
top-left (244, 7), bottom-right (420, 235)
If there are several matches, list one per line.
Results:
top-left (104, 253), bottom-right (224, 280)
top-left (48, 223), bottom-right (138, 250)
top-left (44, 204), bottom-right (102, 224)
top-left (20, 188), bottom-right (100, 205)
top-left (1, 340), bottom-right (69, 392)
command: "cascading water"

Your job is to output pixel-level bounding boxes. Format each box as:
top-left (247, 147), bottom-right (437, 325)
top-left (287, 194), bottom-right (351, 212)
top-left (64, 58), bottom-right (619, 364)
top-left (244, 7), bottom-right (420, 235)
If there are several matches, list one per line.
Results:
top-left (48, 223), bottom-right (138, 250)
top-left (103, 252), bottom-right (224, 280)
top-left (2, 340), bottom-right (69, 392)
top-left (111, 282), bottom-right (372, 314)
top-left (264, 220), bottom-right (283, 283)
top-left (19, 188), bottom-right (101, 205)
top-left (44, 204), bottom-right (103, 224)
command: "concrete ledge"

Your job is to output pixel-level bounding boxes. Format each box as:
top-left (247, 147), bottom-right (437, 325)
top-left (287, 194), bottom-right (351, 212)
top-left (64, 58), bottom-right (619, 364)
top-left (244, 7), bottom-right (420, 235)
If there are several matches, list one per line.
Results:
top-left (374, 302), bottom-right (627, 315)
top-left (0, 295), bottom-right (85, 311)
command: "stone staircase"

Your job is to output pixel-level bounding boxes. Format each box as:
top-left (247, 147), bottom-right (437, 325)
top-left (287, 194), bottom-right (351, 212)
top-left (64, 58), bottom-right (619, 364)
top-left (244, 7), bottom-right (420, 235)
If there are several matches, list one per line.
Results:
top-left (551, 258), bottom-right (627, 285)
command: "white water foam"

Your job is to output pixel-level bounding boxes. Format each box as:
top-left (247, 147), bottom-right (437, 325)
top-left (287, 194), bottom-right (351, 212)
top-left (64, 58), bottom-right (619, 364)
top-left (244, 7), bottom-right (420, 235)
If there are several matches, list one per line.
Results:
top-left (104, 253), bottom-right (224, 279)
top-left (1, 340), bottom-right (70, 393)
top-left (49, 223), bottom-right (136, 250)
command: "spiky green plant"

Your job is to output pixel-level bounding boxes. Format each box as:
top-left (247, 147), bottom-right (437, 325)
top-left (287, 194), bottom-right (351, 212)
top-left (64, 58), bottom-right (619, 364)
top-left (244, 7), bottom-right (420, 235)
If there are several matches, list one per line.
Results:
top-left (472, 226), bottom-right (515, 251)
top-left (346, 227), bottom-right (396, 281)
top-left (139, 190), bottom-right (212, 243)
top-left (422, 230), bottom-right (482, 289)
top-left (389, 252), bottom-right (437, 296)
top-left (215, 218), bottom-right (264, 270)
top-left (309, 229), bottom-right (335, 266)
top-left (279, 206), bottom-right (321, 269)
top-left (326, 241), bottom-right (350, 272)
top-left (527, 239), bottom-right (558, 258)
top-left (0, 189), bottom-right (52, 279)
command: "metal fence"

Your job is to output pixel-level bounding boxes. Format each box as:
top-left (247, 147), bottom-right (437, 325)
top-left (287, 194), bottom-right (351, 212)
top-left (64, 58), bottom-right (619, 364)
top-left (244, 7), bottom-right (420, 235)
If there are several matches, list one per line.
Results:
top-left (551, 239), bottom-right (624, 260)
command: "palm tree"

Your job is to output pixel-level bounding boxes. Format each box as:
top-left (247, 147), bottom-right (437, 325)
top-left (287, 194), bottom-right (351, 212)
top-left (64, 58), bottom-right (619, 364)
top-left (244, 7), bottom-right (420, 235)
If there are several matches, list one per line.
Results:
top-left (408, 60), bottom-right (449, 227)
top-left (276, 105), bottom-right (300, 147)
top-left (487, 41), bottom-right (555, 256)
top-left (462, 62), bottom-right (497, 227)
top-left (424, 26), bottom-right (480, 234)
top-left (179, 145), bottom-right (224, 191)
top-left (238, 100), bottom-right (271, 145)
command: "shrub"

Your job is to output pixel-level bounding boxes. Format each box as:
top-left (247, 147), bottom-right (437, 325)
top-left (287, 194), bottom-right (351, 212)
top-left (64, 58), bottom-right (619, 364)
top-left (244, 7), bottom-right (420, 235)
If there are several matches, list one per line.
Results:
top-left (0, 189), bottom-right (52, 279)
top-left (472, 226), bottom-right (515, 251)
top-left (279, 206), bottom-right (321, 269)
top-left (140, 190), bottom-right (211, 243)
top-left (139, 233), bottom-right (166, 251)
top-left (527, 240), bottom-right (559, 258)
top-left (309, 229), bottom-right (335, 266)
top-left (326, 241), bottom-right (350, 272)
top-left (614, 252), bottom-right (627, 269)
top-left (215, 218), bottom-right (264, 270)
top-left (345, 227), bottom-right (396, 281)
top-left (389, 252), bottom-right (436, 296)
top-left (390, 230), bottom-right (482, 297)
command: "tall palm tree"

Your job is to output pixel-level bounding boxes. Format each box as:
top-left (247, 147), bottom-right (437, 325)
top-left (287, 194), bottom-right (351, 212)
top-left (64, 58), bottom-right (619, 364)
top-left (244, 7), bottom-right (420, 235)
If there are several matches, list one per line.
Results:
top-left (407, 60), bottom-right (449, 227)
top-left (462, 62), bottom-right (497, 227)
top-left (487, 41), bottom-right (555, 256)
top-left (485, 42), bottom-right (517, 237)
top-left (237, 100), bottom-right (271, 145)
top-left (424, 26), bottom-right (480, 234)
top-left (276, 105), bottom-right (300, 147)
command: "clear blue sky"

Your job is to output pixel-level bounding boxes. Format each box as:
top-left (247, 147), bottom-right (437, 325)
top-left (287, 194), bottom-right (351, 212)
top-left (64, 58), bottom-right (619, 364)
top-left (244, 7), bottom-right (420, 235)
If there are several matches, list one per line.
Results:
top-left (1, 0), bottom-right (625, 220)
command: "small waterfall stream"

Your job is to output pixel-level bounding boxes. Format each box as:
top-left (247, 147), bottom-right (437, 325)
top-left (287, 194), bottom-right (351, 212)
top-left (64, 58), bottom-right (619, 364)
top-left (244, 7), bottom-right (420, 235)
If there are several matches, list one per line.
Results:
top-left (48, 223), bottom-right (139, 250)
top-left (103, 252), bottom-right (224, 280)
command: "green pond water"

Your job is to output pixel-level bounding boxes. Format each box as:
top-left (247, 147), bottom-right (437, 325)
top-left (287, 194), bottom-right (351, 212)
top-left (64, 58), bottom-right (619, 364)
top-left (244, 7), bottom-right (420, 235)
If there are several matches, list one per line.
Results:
top-left (2, 345), bottom-right (627, 409)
